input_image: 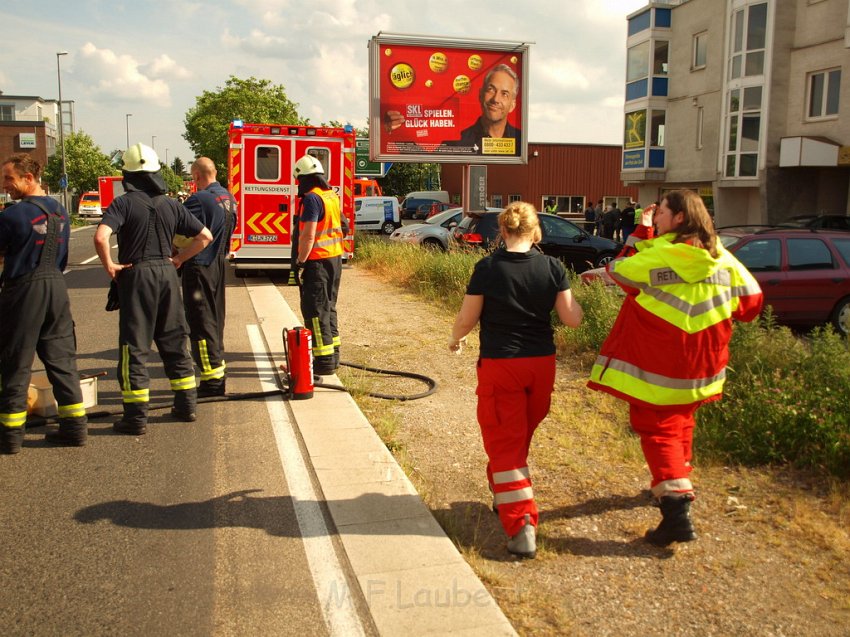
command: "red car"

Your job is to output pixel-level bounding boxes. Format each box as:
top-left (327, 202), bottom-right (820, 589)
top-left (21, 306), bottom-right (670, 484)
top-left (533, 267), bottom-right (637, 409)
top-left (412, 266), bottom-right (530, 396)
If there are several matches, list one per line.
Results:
top-left (719, 227), bottom-right (850, 334)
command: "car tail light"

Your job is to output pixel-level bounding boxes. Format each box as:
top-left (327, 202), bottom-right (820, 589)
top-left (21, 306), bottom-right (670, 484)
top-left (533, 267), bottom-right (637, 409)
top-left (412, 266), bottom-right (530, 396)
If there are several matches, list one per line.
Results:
top-left (462, 233), bottom-right (483, 245)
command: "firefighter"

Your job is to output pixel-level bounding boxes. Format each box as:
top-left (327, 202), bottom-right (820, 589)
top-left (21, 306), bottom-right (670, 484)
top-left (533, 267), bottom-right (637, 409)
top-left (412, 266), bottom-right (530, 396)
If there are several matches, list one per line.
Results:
top-left (588, 190), bottom-right (763, 546)
top-left (292, 155), bottom-right (344, 376)
top-left (449, 202), bottom-right (583, 558)
top-left (180, 157), bottom-right (236, 397)
top-left (0, 154), bottom-right (89, 453)
top-left (94, 143), bottom-right (212, 435)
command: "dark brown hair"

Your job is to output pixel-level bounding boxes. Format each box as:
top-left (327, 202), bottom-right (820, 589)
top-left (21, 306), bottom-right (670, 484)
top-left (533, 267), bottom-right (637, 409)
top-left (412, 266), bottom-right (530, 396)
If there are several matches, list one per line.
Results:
top-left (662, 189), bottom-right (718, 257)
top-left (2, 153), bottom-right (42, 180)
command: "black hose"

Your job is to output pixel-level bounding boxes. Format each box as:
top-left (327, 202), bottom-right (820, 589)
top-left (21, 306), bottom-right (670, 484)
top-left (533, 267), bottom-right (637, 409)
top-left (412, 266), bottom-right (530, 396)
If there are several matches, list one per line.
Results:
top-left (27, 361), bottom-right (437, 425)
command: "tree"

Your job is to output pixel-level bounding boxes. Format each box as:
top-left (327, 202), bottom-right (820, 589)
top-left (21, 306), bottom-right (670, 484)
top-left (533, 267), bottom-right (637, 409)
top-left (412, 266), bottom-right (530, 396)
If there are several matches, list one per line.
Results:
top-left (43, 131), bottom-right (116, 194)
top-left (160, 164), bottom-right (184, 194)
top-left (171, 157), bottom-right (186, 179)
top-left (183, 76), bottom-right (306, 174)
top-left (381, 162), bottom-right (442, 199)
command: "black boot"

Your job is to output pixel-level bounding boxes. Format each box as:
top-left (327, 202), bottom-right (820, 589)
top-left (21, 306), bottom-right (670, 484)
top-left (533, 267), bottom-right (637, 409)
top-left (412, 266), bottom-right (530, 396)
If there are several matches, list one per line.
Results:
top-left (198, 380), bottom-right (225, 398)
top-left (171, 389), bottom-right (197, 422)
top-left (645, 494), bottom-right (697, 546)
top-left (0, 426), bottom-right (24, 455)
top-left (45, 418), bottom-right (88, 447)
top-left (113, 403), bottom-right (147, 435)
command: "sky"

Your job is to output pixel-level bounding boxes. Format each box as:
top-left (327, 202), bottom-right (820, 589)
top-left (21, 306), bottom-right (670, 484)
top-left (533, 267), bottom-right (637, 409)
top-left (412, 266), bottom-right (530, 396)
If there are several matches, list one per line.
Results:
top-left (0, 0), bottom-right (650, 167)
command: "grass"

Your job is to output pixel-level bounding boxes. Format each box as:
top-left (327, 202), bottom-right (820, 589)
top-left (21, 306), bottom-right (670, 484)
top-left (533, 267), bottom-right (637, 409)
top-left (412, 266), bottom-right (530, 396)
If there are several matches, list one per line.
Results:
top-left (352, 233), bottom-right (850, 480)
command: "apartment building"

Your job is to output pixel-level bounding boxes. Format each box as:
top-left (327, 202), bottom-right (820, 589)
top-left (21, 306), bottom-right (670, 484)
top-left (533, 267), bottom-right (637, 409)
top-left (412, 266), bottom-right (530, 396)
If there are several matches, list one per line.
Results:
top-left (0, 91), bottom-right (75, 169)
top-left (621, 0), bottom-right (850, 224)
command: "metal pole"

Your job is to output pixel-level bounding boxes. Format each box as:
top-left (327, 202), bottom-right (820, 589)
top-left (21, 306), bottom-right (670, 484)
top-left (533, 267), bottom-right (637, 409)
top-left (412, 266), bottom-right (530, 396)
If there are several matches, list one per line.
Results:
top-left (165, 148), bottom-right (169, 167)
top-left (125, 113), bottom-right (132, 149)
top-left (56, 51), bottom-right (68, 212)
top-left (151, 135), bottom-right (156, 151)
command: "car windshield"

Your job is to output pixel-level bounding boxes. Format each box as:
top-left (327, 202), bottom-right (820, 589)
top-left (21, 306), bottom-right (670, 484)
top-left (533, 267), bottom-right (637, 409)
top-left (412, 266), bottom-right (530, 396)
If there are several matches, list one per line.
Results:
top-left (426, 208), bottom-right (462, 225)
top-left (82, 194), bottom-right (99, 202)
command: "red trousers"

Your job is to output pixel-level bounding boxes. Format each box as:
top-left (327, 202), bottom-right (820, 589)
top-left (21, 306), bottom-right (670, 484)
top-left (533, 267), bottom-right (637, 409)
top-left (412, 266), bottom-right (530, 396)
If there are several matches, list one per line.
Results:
top-left (629, 403), bottom-right (698, 497)
top-left (476, 355), bottom-right (556, 537)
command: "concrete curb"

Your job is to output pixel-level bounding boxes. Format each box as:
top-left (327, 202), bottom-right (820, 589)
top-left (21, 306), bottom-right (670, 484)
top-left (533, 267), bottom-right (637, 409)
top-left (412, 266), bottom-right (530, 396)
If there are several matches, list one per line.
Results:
top-left (247, 280), bottom-right (517, 636)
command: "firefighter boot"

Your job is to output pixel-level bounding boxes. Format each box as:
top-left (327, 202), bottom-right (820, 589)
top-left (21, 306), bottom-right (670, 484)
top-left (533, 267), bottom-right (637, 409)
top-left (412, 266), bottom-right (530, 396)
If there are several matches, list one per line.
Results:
top-left (171, 389), bottom-right (197, 422)
top-left (113, 403), bottom-right (147, 435)
top-left (313, 354), bottom-right (335, 377)
top-left (645, 494), bottom-right (697, 547)
top-left (0, 425), bottom-right (24, 455)
top-left (507, 513), bottom-right (537, 559)
top-left (45, 417), bottom-right (88, 447)
top-left (333, 347), bottom-right (340, 372)
top-left (198, 379), bottom-right (226, 398)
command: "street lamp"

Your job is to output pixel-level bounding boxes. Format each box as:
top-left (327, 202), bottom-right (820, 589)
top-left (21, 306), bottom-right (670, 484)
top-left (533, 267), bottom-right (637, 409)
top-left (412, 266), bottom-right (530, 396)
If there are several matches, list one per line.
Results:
top-left (151, 135), bottom-right (156, 151)
top-left (56, 51), bottom-right (68, 212)
top-left (125, 113), bottom-right (132, 149)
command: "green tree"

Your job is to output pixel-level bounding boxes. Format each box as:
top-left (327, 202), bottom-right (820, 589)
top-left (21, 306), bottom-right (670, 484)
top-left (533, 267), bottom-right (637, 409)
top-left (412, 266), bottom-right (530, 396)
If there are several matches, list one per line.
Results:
top-left (160, 164), bottom-right (184, 194)
top-left (43, 131), bottom-right (116, 194)
top-left (183, 76), bottom-right (306, 174)
top-left (171, 157), bottom-right (186, 179)
top-left (382, 162), bottom-right (441, 199)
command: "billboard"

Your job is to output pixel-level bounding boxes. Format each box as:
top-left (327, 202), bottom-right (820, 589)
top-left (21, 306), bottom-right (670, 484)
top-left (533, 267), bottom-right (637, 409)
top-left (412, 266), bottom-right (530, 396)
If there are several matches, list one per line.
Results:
top-left (369, 34), bottom-right (529, 165)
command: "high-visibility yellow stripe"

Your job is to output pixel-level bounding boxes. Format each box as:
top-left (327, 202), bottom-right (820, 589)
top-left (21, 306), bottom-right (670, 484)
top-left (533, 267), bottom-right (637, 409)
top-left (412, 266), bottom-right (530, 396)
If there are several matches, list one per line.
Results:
top-left (0, 412), bottom-right (27, 428)
top-left (310, 317), bottom-right (334, 356)
top-left (121, 344), bottom-right (131, 391)
top-left (332, 336), bottom-right (340, 348)
top-left (122, 388), bottom-right (149, 404)
top-left (58, 403), bottom-right (86, 418)
top-left (200, 364), bottom-right (225, 381)
top-left (170, 376), bottom-right (197, 391)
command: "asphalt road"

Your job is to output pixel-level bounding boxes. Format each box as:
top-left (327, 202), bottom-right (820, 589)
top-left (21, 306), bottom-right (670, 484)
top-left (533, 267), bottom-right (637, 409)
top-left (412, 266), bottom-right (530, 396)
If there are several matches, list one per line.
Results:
top-left (0, 224), bottom-right (362, 636)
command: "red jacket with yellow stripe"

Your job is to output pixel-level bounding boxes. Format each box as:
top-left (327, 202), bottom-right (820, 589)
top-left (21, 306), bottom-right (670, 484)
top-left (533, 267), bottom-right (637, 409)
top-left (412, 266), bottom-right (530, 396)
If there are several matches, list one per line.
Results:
top-left (588, 225), bottom-right (763, 408)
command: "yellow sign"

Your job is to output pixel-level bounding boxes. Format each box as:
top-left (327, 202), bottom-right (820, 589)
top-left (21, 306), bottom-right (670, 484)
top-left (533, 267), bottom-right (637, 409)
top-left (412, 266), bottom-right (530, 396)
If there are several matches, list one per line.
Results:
top-left (482, 138), bottom-right (516, 155)
top-left (625, 110), bottom-right (646, 149)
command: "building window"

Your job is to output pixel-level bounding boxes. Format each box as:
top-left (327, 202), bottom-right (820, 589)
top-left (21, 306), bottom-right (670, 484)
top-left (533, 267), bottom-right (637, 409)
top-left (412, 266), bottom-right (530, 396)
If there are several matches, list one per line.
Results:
top-left (653, 41), bottom-right (669, 76)
top-left (509, 194), bottom-right (521, 203)
top-left (650, 110), bottom-right (666, 147)
top-left (627, 41), bottom-right (650, 83)
top-left (807, 69), bottom-right (841, 119)
top-left (0, 105), bottom-right (14, 122)
top-left (491, 194), bottom-right (503, 208)
top-left (725, 86), bottom-right (762, 178)
top-left (730, 3), bottom-right (767, 80)
top-left (693, 32), bottom-right (707, 69)
top-left (696, 106), bottom-right (704, 150)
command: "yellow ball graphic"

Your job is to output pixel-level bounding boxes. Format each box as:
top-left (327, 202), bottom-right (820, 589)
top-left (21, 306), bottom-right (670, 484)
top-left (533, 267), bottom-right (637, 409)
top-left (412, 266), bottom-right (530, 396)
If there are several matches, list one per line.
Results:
top-left (385, 48), bottom-right (392, 56)
top-left (467, 55), bottom-right (482, 71)
top-left (429, 52), bottom-right (448, 74)
top-left (390, 63), bottom-right (415, 89)
top-left (510, 56), bottom-right (518, 64)
top-left (425, 79), bottom-right (433, 88)
top-left (453, 74), bottom-right (471, 94)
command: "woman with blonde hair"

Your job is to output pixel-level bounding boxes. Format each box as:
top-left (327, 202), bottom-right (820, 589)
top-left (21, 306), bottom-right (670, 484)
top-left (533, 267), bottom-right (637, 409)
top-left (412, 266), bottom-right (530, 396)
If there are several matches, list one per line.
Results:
top-left (588, 189), bottom-right (763, 546)
top-left (450, 201), bottom-right (583, 558)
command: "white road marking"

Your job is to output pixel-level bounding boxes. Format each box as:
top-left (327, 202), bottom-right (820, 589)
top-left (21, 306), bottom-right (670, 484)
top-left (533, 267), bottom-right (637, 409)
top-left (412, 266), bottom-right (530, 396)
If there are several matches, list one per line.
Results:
top-left (247, 324), bottom-right (366, 637)
top-left (80, 244), bottom-right (118, 265)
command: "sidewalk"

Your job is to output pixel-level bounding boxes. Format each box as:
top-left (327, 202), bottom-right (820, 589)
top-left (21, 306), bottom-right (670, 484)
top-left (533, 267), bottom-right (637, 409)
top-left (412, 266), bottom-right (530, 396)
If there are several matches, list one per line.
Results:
top-left (247, 281), bottom-right (517, 636)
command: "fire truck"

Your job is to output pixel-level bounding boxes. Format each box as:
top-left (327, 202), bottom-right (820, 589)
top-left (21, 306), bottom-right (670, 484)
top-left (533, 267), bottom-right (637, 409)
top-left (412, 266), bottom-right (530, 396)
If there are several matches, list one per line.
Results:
top-left (97, 175), bottom-right (124, 215)
top-left (227, 121), bottom-right (356, 275)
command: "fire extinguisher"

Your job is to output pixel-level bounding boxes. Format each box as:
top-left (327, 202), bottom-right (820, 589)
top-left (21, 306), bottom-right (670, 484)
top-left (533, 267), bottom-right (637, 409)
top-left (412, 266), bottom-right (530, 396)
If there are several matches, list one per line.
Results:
top-left (283, 326), bottom-right (314, 400)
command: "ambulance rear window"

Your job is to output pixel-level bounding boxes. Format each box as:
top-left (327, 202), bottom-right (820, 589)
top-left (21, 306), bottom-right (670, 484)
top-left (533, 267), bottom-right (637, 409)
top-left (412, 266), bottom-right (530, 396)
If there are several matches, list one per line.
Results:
top-left (256, 146), bottom-right (280, 181)
top-left (306, 147), bottom-right (330, 179)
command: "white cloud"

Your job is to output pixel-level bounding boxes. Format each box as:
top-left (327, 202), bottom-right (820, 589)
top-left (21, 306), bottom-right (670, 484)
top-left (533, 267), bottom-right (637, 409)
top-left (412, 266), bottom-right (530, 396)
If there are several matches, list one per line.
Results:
top-left (77, 42), bottom-right (171, 105)
top-left (142, 54), bottom-right (191, 81)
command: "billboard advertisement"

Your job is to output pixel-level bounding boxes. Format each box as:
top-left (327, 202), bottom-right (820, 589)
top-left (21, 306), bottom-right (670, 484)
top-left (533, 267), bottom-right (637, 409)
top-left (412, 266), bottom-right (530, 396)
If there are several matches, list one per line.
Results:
top-left (369, 34), bottom-right (529, 165)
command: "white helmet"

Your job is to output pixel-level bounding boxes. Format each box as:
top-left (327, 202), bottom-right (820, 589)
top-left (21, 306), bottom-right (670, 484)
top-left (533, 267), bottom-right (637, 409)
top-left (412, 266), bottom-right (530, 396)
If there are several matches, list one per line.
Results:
top-left (293, 155), bottom-right (324, 179)
top-left (123, 143), bottom-right (160, 173)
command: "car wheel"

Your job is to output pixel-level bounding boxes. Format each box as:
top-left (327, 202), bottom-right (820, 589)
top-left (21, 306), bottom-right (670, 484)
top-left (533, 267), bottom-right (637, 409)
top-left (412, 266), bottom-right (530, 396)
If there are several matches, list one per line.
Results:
top-left (422, 237), bottom-right (445, 251)
top-left (831, 296), bottom-right (850, 335)
top-left (381, 221), bottom-right (396, 235)
top-left (595, 252), bottom-right (617, 267)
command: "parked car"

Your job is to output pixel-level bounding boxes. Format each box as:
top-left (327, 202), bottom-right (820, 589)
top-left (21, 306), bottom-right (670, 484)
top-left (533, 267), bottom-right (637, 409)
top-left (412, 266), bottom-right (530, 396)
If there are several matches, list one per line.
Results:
top-left (415, 201), bottom-right (453, 220)
top-left (77, 191), bottom-right (101, 218)
top-left (779, 215), bottom-right (850, 231)
top-left (389, 207), bottom-right (499, 250)
top-left (451, 211), bottom-right (621, 273)
top-left (718, 226), bottom-right (850, 334)
top-left (400, 196), bottom-right (446, 220)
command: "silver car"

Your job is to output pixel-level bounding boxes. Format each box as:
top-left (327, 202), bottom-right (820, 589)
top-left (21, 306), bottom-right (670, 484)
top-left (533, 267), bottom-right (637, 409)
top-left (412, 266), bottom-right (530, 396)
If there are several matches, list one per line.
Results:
top-left (389, 206), bottom-right (500, 250)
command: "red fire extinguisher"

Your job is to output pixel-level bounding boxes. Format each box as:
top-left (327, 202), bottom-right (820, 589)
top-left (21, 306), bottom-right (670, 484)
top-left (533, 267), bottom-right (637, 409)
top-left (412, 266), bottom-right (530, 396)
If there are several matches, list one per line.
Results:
top-left (283, 326), bottom-right (314, 400)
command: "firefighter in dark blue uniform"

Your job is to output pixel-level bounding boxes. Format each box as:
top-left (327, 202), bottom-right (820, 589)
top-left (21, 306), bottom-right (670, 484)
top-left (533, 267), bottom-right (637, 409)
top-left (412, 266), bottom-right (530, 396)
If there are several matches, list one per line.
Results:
top-left (94, 143), bottom-right (212, 435)
top-left (0, 153), bottom-right (88, 453)
top-left (180, 157), bottom-right (236, 397)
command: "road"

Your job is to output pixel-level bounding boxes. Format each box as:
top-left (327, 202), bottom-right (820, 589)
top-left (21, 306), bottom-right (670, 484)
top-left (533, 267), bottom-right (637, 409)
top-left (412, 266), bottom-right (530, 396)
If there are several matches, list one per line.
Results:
top-left (0, 224), bottom-right (370, 636)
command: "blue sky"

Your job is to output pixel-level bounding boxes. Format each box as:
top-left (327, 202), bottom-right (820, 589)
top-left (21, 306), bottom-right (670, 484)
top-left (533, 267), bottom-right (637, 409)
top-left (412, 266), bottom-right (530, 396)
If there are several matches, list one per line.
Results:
top-left (0, 0), bottom-right (649, 166)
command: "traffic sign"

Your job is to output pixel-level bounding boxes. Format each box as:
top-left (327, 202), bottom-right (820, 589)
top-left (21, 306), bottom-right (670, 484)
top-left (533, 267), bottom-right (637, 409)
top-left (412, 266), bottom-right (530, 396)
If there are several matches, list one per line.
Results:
top-left (59, 174), bottom-right (68, 190)
top-left (355, 137), bottom-right (383, 176)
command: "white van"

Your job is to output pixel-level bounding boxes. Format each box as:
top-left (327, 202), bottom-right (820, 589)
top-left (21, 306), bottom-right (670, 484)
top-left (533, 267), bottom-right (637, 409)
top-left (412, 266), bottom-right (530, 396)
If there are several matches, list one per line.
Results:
top-left (405, 190), bottom-right (450, 203)
top-left (355, 196), bottom-right (401, 235)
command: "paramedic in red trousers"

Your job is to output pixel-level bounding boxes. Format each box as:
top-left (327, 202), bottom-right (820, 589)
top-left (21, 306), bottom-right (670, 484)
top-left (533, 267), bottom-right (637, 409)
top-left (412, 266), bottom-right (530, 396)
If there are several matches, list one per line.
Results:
top-left (588, 190), bottom-right (763, 546)
top-left (181, 157), bottom-right (236, 397)
top-left (449, 202), bottom-right (583, 558)
top-left (292, 155), bottom-right (344, 376)
top-left (94, 143), bottom-right (212, 435)
top-left (0, 154), bottom-right (88, 453)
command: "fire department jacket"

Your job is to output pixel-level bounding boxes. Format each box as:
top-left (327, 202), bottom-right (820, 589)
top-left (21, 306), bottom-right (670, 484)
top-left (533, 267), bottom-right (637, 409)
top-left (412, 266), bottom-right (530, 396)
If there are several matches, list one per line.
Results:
top-left (588, 225), bottom-right (763, 408)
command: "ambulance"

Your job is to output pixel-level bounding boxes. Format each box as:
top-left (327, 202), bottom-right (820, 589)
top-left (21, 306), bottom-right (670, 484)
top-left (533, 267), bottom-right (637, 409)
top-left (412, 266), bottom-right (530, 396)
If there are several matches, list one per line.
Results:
top-left (227, 121), bottom-right (356, 275)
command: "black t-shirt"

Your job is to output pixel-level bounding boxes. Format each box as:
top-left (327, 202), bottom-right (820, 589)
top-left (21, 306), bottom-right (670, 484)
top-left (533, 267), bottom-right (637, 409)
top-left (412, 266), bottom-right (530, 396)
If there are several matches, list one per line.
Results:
top-left (466, 248), bottom-right (569, 358)
top-left (0, 196), bottom-right (69, 280)
top-left (183, 182), bottom-right (236, 266)
top-left (101, 188), bottom-right (204, 264)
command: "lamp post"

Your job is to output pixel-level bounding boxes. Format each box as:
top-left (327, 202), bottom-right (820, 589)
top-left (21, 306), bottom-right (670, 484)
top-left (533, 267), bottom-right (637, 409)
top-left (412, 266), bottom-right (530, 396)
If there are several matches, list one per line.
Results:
top-left (56, 51), bottom-right (68, 212)
top-left (125, 113), bottom-right (132, 148)
top-left (151, 135), bottom-right (156, 151)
